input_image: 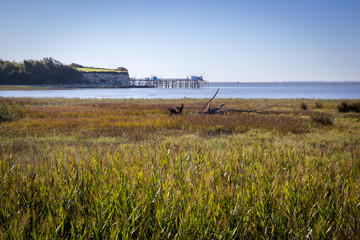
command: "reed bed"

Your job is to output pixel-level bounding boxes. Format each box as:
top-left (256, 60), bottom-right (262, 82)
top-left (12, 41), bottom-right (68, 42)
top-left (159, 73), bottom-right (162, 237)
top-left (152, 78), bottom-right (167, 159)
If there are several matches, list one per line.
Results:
top-left (0, 97), bottom-right (359, 239)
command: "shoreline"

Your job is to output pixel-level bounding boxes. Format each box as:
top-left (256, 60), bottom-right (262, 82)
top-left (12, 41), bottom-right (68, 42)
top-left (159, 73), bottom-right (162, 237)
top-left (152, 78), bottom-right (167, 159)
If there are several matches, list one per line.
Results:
top-left (1, 83), bottom-right (359, 100)
top-left (0, 85), bottom-right (154, 90)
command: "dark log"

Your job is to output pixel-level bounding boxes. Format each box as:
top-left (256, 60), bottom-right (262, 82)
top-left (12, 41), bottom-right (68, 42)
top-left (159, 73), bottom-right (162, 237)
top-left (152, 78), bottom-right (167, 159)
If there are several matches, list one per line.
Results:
top-left (169, 104), bottom-right (184, 115)
top-left (219, 108), bottom-right (267, 114)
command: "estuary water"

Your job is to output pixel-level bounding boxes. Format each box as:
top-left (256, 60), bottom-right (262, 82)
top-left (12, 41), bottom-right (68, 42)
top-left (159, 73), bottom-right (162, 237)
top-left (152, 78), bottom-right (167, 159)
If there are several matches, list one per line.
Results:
top-left (1, 82), bottom-right (359, 99)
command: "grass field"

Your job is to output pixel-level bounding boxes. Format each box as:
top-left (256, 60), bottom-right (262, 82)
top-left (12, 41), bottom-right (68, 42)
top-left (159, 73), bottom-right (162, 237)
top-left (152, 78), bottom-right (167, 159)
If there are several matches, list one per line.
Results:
top-left (76, 68), bottom-right (128, 73)
top-left (1, 97), bottom-right (359, 239)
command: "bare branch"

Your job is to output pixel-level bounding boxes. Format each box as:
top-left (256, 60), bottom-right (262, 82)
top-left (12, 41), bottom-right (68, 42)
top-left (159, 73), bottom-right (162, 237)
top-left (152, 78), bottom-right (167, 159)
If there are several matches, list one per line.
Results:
top-left (198, 88), bottom-right (220, 114)
top-left (216, 104), bottom-right (225, 111)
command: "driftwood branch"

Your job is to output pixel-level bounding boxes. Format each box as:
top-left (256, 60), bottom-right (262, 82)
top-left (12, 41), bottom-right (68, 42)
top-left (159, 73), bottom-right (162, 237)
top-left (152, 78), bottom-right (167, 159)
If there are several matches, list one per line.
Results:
top-left (168, 89), bottom-right (268, 116)
top-left (198, 89), bottom-right (268, 115)
top-left (198, 88), bottom-right (219, 114)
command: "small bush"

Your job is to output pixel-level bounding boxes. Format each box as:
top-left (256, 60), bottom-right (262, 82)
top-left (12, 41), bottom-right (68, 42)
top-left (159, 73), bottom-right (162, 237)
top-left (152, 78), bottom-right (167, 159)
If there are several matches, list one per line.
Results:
top-left (311, 114), bottom-right (334, 126)
top-left (315, 102), bottom-right (324, 109)
top-left (300, 102), bottom-right (308, 110)
top-left (338, 102), bottom-right (349, 112)
top-left (338, 101), bottom-right (360, 113)
top-left (0, 103), bottom-right (24, 122)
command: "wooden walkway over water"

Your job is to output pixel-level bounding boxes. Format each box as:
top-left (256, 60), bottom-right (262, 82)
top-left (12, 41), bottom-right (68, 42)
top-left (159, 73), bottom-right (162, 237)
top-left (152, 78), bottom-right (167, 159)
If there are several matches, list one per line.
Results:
top-left (130, 77), bottom-right (207, 88)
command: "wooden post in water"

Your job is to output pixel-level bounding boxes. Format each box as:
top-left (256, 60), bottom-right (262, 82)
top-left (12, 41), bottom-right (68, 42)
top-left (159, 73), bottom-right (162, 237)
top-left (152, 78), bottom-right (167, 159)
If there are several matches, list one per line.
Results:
top-left (130, 77), bottom-right (206, 88)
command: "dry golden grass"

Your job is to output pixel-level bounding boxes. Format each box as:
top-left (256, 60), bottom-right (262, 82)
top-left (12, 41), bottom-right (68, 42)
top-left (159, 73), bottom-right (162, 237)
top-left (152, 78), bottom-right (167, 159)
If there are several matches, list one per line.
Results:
top-left (0, 97), bottom-right (359, 239)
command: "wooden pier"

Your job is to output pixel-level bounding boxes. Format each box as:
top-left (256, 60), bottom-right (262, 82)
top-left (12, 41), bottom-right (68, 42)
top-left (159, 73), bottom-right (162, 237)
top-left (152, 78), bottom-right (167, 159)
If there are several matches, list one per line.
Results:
top-left (130, 76), bottom-right (207, 88)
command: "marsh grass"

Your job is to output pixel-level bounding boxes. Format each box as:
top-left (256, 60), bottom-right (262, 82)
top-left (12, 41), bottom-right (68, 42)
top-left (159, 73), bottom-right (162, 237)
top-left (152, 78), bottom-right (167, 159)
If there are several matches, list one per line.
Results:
top-left (0, 103), bottom-right (25, 122)
top-left (0, 98), bottom-right (359, 239)
top-left (315, 101), bottom-right (324, 109)
top-left (311, 113), bottom-right (334, 126)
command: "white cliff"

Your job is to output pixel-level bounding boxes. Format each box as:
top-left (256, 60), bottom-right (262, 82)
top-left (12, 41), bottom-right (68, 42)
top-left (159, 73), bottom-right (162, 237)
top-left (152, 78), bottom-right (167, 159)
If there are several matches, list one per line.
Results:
top-left (81, 72), bottom-right (131, 87)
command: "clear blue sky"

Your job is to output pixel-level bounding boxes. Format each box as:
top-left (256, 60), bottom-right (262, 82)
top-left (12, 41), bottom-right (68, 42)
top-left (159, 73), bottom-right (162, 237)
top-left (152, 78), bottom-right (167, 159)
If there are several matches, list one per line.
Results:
top-left (1, 0), bottom-right (359, 82)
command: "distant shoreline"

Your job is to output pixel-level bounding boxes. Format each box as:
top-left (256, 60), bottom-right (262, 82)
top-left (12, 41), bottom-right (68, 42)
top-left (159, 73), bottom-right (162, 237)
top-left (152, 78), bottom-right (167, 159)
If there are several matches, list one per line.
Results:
top-left (0, 85), bottom-right (153, 90)
top-left (210, 81), bottom-right (360, 84)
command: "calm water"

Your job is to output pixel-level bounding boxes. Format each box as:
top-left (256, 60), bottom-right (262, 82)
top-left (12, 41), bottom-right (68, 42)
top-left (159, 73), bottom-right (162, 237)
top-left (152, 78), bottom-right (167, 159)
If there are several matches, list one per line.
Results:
top-left (1, 82), bottom-right (359, 99)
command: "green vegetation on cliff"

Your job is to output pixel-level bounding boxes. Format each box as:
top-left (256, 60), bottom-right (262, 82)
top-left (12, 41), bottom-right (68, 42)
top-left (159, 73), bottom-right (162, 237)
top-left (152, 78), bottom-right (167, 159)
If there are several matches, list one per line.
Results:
top-left (0, 58), bottom-right (85, 85)
top-left (0, 58), bottom-right (130, 86)
top-left (75, 66), bottom-right (128, 73)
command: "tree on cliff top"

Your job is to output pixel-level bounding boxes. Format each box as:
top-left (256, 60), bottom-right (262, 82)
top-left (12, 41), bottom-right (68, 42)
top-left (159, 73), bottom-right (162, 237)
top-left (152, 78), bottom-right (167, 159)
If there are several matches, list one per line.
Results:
top-left (116, 67), bottom-right (128, 72)
top-left (0, 58), bottom-right (85, 85)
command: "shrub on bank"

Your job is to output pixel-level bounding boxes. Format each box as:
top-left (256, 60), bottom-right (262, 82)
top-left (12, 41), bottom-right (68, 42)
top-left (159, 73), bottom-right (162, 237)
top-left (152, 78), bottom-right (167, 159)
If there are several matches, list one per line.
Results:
top-left (0, 103), bottom-right (24, 122)
top-left (311, 113), bottom-right (334, 126)
top-left (315, 102), bottom-right (324, 109)
top-left (300, 102), bottom-right (308, 110)
top-left (338, 101), bottom-right (360, 113)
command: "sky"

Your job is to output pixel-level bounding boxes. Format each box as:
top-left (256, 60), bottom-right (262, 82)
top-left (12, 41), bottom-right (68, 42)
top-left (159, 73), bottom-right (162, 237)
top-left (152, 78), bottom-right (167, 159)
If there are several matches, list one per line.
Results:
top-left (1, 0), bottom-right (360, 82)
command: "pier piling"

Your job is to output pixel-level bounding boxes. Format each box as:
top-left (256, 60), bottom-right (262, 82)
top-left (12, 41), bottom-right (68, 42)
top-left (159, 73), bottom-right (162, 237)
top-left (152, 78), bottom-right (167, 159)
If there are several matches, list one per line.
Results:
top-left (130, 77), bottom-right (207, 88)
